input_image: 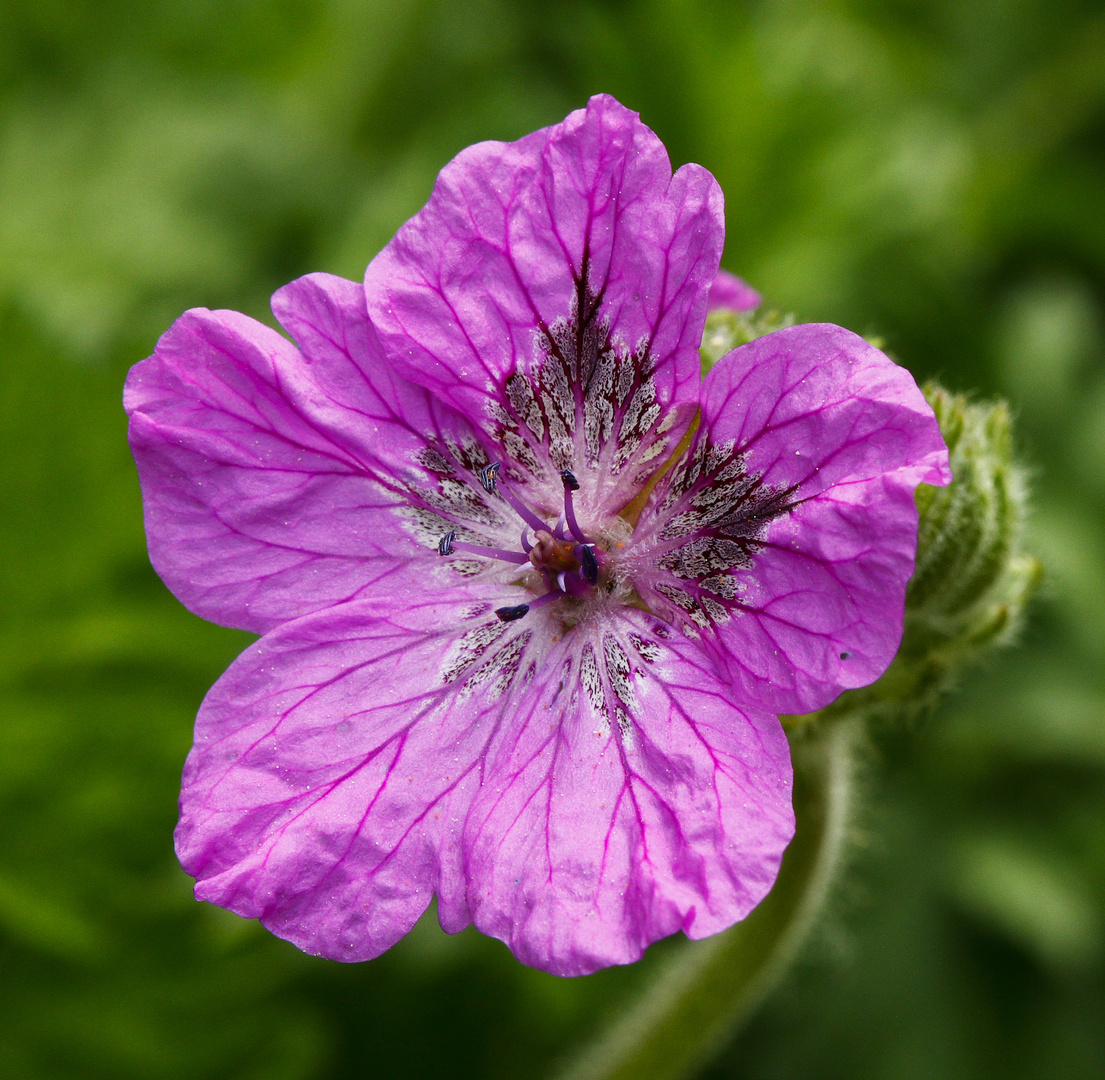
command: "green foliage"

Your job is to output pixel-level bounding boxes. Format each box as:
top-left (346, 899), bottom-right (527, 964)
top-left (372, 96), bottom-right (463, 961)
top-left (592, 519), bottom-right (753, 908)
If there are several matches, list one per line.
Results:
top-left (1, 1), bottom-right (1105, 1078)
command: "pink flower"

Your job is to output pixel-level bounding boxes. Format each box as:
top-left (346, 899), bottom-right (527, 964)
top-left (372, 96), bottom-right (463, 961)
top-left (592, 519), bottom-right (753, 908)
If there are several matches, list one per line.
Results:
top-left (124, 96), bottom-right (950, 976)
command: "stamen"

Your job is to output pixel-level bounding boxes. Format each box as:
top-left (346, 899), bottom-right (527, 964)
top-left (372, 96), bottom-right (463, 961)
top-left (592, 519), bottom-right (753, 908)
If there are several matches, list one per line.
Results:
top-left (479, 460), bottom-right (548, 534)
top-left (477, 462), bottom-right (501, 494)
top-left (579, 544), bottom-right (599, 585)
top-left (494, 590), bottom-right (560, 623)
top-left (451, 541), bottom-right (529, 564)
top-left (437, 530), bottom-right (528, 564)
top-left (561, 469), bottom-right (589, 544)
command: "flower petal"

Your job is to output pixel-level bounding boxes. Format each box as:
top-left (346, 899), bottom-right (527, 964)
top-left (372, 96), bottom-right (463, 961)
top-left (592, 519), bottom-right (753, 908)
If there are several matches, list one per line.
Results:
top-left (463, 610), bottom-right (793, 976)
top-left (176, 591), bottom-right (536, 961)
top-left (125, 274), bottom-right (517, 634)
top-left (364, 94), bottom-right (723, 514)
top-left (634, 324), bottom-right (951, 715)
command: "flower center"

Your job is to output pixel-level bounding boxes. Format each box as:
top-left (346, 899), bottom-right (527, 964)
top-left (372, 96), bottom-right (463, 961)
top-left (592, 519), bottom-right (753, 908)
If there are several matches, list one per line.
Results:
top-left (437, 466), bottom-right (600, 622)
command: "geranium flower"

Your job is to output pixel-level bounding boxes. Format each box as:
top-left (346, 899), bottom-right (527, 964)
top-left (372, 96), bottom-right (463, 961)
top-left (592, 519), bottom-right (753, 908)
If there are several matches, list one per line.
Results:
top-left (124, 95), bottom-right (950, 976)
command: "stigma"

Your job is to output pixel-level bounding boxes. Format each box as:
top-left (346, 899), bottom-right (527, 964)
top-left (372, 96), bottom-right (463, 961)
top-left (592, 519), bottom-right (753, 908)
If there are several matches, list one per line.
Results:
top-left (437, 465), bottom-right (601, 622)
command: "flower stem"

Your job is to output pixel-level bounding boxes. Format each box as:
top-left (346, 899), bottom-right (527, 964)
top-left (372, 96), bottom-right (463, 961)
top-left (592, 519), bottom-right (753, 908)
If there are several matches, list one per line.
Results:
top-left (556, 716), bottom-right (861, 1080)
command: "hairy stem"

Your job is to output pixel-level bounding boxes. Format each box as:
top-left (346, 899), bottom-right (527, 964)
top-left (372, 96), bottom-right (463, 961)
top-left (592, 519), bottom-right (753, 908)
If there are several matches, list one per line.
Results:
top-left (555, 716), bottom-right (861, 1080)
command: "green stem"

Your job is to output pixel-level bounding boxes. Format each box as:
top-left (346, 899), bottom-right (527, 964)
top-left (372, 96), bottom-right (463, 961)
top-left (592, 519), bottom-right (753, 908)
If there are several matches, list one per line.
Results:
top-left (556, 716), bottom-right (862, 1080)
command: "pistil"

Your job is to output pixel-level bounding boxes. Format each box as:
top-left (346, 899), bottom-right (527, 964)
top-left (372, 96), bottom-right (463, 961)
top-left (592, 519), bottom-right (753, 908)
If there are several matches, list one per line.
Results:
top-left (437, 462), bottom-right (603, 622)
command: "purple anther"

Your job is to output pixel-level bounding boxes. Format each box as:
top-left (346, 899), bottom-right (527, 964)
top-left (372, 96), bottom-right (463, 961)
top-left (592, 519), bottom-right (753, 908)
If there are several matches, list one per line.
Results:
top-left (495, 604), bottom-right (530, 623)
top-left (438, 530), bottom-right (456, 556)
top-left (478, 462), bottom-right (501, 494)
top-left (579, 544), bottom-right (598, 585)
top-left (560, 469), bottom-right (580, 492)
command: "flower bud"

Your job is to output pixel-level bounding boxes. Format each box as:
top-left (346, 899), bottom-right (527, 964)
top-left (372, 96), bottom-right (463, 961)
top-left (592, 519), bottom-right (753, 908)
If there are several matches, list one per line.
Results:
top-left (909, 386), bottom-right (1036, 638)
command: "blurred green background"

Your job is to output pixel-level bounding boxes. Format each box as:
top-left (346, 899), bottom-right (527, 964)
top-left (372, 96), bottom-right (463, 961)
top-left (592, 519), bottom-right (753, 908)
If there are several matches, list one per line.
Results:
top-left (1, 0), bottom-right (1103, 1077)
